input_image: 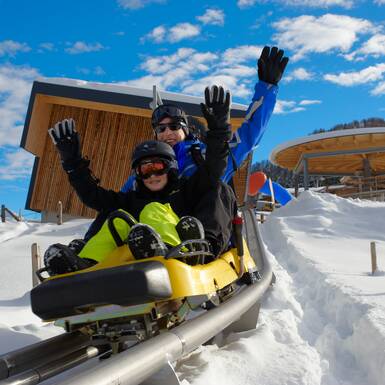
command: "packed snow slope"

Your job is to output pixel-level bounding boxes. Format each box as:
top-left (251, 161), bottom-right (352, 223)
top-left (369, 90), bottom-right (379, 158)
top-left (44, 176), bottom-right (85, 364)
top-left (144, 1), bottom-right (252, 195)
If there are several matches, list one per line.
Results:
top-left (0, 191), bottom-right (384, 385)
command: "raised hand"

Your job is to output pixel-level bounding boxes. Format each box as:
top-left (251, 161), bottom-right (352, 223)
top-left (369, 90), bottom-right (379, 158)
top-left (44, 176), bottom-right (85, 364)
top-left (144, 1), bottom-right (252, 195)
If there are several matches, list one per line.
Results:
top-left (258, 46), bottom-right (289, 85)
top-left (200, 85), bottom-right (231, 132)
top-left (48, 118), bottom-right (82, 165)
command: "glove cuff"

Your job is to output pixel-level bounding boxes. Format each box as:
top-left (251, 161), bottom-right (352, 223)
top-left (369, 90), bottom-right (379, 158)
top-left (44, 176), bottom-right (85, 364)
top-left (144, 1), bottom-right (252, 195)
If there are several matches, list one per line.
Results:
top-left (62, 158), bottom-right (90, 173)
top-left (206, 125), bottom-right (232, 142)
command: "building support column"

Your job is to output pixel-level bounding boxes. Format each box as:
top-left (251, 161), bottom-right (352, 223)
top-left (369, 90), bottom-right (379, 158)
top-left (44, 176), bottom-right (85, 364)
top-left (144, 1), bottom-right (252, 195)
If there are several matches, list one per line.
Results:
top-left (303, 158), bottom-right (309, 190)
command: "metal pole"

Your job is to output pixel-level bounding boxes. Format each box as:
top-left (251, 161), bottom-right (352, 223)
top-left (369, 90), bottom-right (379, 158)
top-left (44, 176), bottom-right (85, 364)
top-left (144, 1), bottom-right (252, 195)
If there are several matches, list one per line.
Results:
top-left (57, 201), bottom-right (63, 225)
top-left (371, 241), bottom-right (378, 275)
top-left (1, 205), bottom-right (5, 223)
top-left (31, 243), bottom-right (41, 288)
top-left (303, 158), bottom-right (309, 190)
top-left (0, 331), bottom-right (90, 380)
top-left (294, 174), bottom-right (299, 197)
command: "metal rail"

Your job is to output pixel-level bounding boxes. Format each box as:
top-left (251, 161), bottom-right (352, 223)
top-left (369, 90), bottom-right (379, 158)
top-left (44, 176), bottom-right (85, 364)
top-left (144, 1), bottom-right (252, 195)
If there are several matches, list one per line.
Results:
top-left (54, 210), bottom-right (272, 385)
top-left (0, 209), bottom-right (272, 385)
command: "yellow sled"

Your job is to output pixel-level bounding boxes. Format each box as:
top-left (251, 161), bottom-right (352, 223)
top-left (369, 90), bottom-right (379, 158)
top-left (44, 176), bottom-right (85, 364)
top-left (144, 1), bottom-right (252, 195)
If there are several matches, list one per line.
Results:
top-left (31, 240), bottom-right (257, 324)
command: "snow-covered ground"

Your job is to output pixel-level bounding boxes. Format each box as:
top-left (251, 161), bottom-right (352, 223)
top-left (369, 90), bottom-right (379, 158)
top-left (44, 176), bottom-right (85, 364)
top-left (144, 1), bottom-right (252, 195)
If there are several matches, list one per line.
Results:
top-left (1, 191), bottom-right (384, 385)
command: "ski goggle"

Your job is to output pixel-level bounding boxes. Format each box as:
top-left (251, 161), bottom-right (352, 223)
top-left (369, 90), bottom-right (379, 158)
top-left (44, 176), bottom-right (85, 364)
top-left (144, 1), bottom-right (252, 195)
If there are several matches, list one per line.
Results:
top-left (135, 159), bottom-right (170, 179)
top-left (154, 122), bottom-right (187, 135)
top-left (152, 105), bottom-right (188, 127)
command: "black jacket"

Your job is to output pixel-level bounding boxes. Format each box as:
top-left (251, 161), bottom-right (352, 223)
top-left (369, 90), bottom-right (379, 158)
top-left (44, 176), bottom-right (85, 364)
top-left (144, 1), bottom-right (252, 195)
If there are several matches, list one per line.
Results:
top-left (66, 130), bottom-right (231, 222)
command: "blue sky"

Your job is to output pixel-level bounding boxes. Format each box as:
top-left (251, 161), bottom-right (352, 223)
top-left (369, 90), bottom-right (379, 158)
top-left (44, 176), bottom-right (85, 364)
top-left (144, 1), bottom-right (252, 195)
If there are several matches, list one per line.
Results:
top-left (1, 0), bottom-right (385, 215)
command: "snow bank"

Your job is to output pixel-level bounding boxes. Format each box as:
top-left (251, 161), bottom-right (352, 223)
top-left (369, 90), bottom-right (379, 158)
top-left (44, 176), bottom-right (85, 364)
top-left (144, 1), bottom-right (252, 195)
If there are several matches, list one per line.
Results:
top-left (0, 219), bottom-right (92, 354)
top-left (262, 191), bottom-right (385, 385)
top-left (1, 193), bottom-right (384, 385)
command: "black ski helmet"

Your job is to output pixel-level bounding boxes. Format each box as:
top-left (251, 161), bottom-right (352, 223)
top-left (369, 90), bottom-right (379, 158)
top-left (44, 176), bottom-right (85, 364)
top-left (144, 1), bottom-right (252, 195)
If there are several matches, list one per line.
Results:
top-left (151, 104), bottom-right (189, 136)
top-left (131, 140), bottom-right (177, 170)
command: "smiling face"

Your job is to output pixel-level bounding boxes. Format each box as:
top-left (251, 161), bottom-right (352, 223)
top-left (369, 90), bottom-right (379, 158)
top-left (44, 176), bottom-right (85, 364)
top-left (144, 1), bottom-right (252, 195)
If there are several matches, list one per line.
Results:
top-left (155, 117), bottom-right (186, 147)
top-left (142, 172), bottom-right (168, 191)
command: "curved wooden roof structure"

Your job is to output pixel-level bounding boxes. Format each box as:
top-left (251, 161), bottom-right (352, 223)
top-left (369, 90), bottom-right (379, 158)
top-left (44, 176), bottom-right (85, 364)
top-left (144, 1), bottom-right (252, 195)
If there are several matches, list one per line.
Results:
top-left (270, 127), bottom-right (385, 176)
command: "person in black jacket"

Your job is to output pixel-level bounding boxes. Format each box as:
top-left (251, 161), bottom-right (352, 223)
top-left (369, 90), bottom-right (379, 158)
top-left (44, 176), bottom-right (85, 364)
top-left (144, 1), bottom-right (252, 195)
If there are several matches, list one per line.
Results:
top-left (43, 89), bottom-right (236, 276)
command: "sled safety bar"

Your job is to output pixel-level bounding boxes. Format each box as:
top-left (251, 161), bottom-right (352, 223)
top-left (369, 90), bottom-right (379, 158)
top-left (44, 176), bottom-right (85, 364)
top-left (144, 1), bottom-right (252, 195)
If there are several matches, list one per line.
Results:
top-left (165, 239), bottom-right (213, 260)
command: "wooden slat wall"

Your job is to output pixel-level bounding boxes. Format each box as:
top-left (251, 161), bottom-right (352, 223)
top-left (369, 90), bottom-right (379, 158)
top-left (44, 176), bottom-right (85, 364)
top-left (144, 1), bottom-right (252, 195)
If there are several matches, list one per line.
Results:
top-left (29, 108), bottom-right (249, 217)
top-left (30, 105), bottom-right (153, 218)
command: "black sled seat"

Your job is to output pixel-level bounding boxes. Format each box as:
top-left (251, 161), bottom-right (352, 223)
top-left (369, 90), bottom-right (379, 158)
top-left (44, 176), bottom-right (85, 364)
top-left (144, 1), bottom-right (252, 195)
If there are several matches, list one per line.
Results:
top-left (31, 261), bottom-right (172, 321)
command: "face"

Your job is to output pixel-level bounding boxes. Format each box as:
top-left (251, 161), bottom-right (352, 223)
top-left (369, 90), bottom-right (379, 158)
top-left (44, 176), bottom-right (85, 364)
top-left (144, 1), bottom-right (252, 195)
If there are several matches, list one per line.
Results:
top-left (155, 117), bottom-right (186, 147)
top-left (142, 173), bottom-right (168, 191)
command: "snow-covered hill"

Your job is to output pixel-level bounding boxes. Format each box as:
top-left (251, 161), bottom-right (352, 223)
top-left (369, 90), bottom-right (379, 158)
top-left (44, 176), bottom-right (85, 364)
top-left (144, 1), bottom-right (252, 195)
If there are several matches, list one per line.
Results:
top-left (1, 191), bottom-right (384, 385)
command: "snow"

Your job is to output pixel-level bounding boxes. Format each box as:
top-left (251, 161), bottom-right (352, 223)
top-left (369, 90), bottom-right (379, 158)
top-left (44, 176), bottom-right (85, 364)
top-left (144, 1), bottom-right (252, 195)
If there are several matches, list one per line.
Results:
top-left (1, 191), bottom-right (385, 384)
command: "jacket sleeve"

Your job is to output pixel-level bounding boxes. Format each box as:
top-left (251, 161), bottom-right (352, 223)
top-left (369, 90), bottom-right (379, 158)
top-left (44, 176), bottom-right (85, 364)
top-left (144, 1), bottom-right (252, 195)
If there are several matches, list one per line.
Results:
top-left (222, 80), bottom-right (277, 182)
top-left (184, 125), bottom-right (230, 198)
top-left (120, 175), bottom-right (136, 192)
top-left (204, 130), bottom-right (230, 183)
top-left (67, 163), bottom-right (129, 212)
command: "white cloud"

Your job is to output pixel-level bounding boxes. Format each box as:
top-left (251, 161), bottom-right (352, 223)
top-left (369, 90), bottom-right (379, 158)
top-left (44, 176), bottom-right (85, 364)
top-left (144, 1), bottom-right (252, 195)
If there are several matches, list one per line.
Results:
top-left (182, 75), bottom-right (252, 99)
top-left (222, 45), bottom-right (263, 65)
top-left (0, 40), bottom-right (30, 57)
top-left (274, 100), bottom-right (305, 114)
top-left (273, 14), bottom-right (374, 60)
top-left (143, 23), bottom-right (200, 43)
top-left (65, 41), bottom-right (105, 54)
top-left (238, 0), bottom-right (354, 8)
top-left (345, 34), bottom-right (385, 60)
top-left (140, 48), bottom-right (215, 74)
top-left (124, 48), bottom-right (218, 89)
top-left (38, 42), bottom-right (55, 52)
top-left (169, 23), bottom-right (201, 43)
top-left (0, 64), bottom-right (40, 147)
top-left (0, 149), bottom-right (34, 181)
top-left (274, 99), bottom-right (320, 113)
top-left (119, 74), bottom-right (166, 89)
top-left (117, 0), bottom-right (166, 9)
top-left (324, 63), bottom-right (385, 86)
top-left (371, 81), bottom-right (385, 95)
top-left (197, 8), bottom-right (225, 26)
top-left (299, 99), bottom-right (321, 105)
top-left (142, 26), bottom-right (166, 43)
top-left (284, 67), bottom-right (314, 82)
top-left (237, 0), bottom-right (256, 6)
top-left (374, 0), bottom-right (385, 4)
top-left (219, 65), bottom-right (257, 78)
top-left (123, 45), bottom-right (266, 100)
top-left (77, 66), bottom-right (105, 76)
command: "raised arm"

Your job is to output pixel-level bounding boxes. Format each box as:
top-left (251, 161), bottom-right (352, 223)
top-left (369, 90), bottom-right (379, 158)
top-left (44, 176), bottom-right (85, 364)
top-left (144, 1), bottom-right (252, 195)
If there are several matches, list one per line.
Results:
top-left (222, 46), bottom-right (289, 182)
top-left (48, 119), bottom-right (126, 212)
top-left (200, 85), bottom-right (233, 183)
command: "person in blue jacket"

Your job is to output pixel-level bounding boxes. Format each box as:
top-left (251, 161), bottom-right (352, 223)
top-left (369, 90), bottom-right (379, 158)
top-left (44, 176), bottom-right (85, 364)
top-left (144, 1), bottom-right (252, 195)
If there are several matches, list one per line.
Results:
top-left (121, 45), bottom-right (289, 192)
top-left (81, 46), bottom-right (288, 243)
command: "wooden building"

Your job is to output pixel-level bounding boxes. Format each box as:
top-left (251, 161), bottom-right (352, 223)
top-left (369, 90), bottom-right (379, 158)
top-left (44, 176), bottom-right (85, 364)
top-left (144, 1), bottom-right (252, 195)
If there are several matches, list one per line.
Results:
top-left (21, 78), bottom-right (250, 221)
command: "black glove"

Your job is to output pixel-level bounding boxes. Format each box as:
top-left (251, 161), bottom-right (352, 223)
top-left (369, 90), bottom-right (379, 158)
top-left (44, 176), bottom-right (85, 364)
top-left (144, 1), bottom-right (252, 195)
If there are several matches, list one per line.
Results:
top-left (200, 85), bottom-right (232, 141)
top-left (258, 46), bottom-right (289, 85)
top-left (48, 118), bottom-right (82, 167)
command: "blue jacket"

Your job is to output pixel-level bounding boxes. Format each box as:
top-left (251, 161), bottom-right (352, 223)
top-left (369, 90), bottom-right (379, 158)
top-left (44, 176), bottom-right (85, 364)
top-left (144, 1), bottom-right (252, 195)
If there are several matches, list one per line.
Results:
top-left (121, 80), bottom-right (277, 192)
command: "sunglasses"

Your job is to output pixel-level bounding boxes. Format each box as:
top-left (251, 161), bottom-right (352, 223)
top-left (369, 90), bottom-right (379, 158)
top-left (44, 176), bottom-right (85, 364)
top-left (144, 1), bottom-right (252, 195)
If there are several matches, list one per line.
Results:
top-left (136, 159), bottom-right (169, 179)
top-left (154, 122), bottom-right (186, 135)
